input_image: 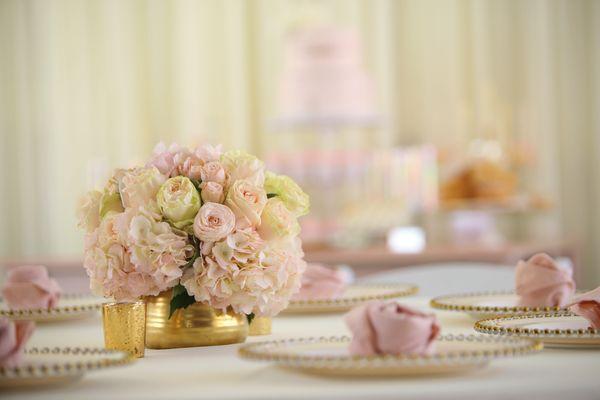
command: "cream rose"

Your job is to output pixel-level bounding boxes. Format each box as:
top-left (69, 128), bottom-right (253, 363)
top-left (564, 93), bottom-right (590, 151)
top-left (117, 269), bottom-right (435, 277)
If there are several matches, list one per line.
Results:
top-left (225, 180), bottom-right (267, 228)
top-left (200, 161), bottom-right (226, 184)
top-left (193, 203), bottom-right (236, 242)
top-left (220, 150), bottom-right (265, 186)
top-left (200, 181), bottom-right (225, 204)
top-left (119, 167), bottom-right (166, 209)
top-left (264, 171), bottom-right (310, 217)
top-left (157, 176), bottom-right (201, 229)
top-left (258, 197), bottom-right (300, 239)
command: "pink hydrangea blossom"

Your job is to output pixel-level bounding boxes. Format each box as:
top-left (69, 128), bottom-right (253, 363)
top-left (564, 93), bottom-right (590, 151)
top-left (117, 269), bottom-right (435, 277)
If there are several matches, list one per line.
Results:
top-left (84, 208), bottom-right (193, 302)
top-left (182, 235), bottom-right (305, 316)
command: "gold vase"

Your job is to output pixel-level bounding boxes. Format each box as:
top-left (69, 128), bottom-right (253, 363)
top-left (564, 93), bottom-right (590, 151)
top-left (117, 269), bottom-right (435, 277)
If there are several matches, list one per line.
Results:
top-left (248, 317), bottom-right (272, 336)
top-left (102, 300), bottom-right (146, 358)
top-left (145, 290), bottom-right (248, 349)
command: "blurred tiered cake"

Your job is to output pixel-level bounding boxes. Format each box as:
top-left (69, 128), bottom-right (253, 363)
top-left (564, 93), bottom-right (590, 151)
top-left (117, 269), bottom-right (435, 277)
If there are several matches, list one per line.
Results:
top-left (278, 26), bottom-right (376, 120)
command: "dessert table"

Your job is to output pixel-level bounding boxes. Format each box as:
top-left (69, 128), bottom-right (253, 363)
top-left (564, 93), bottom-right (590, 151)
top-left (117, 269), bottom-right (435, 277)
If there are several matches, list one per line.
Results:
top-left (4, 297), bottom-right (599, 400)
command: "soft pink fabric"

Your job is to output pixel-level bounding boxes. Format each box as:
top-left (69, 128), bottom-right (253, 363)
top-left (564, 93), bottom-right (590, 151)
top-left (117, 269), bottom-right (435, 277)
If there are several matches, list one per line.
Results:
top-left (2, 265), bottom-right (62, 310)
top-left (344, 301), bottom-right (440, 356)
top-left (0, 318), bottom-right (35, 368)
top-left (515, 253), bottom-right (575, 307)
top-left (568, 287), bottom-right (600, 329)
top-left (292, 263), bottom-right (347, 301)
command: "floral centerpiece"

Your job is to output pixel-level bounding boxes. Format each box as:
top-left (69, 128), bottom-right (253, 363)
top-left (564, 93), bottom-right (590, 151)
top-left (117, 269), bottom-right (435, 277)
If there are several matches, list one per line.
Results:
top-left (77, 143), bottom-right (309, 324)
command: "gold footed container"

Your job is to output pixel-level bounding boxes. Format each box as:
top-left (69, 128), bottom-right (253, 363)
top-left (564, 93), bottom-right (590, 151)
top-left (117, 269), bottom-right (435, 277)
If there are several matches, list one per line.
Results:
top-left (102, 300), bottom-right (146, 358)
top-left (145, 290), bottom-right (248, 349)
top-left (248, 317), bottom-right (272, 336)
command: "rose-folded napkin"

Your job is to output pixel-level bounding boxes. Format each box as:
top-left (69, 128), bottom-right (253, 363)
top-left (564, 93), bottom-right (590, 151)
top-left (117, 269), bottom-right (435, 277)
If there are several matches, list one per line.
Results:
top-left (0, 318), bottom-right (35, 368)
top-left (515, 253), bottom-right (575, 307)
top-left (292, 263), bottom-right (347, 301)
top-left (568, 287), bottom-right (600, 328)
top-left (2, 265), bottom-right (62, 310)
top-left (344, 300), bottom-right (440, 356)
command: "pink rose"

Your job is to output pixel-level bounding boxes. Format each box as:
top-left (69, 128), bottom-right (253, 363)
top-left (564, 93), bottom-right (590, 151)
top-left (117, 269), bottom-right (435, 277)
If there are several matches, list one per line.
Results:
top-left (0, 318), bottom-right (35, 368)
top-left (293, 263), bottom-right (347, 301)
top-left (147, 142), bottom-right (179, 176)
top-left (200, 182), bottom-right (225, 204)
top-left (193, 203), bottom-right (236, 242)
top-left (568, 287), bottom-right (600, 328)
top-left (345, 301), bottom-right (440, 356)
top-left (200, 161), bottom-right (226, 184)
top-left (515, 253), bottom-right (575, 307)
top-left (225, 180), bottom-right (267, 228)
top-left (179, 155), bottom-right (204, 181)
top-left (2, 265), bottom-right (62, 310)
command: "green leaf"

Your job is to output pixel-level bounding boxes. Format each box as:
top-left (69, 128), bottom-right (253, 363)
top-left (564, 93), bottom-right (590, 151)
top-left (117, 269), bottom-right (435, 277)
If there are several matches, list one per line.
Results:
top-left (169, 284), bottom-right (196, 319)
top-left (191, 179), bottom-right (203, 193)
top-left (171, 283), bottom-right (187, 298)
top-left (182, 237), bottom-right (200, 270)
top-left (246, 313), bottom-right (255, 325)
top-left (266, 193), bottom-right (277, 199)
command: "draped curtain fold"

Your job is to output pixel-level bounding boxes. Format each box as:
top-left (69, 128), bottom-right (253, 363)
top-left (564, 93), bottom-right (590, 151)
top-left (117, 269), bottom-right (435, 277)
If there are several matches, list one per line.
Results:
top-left (1, 0), bottom-right (599, 284)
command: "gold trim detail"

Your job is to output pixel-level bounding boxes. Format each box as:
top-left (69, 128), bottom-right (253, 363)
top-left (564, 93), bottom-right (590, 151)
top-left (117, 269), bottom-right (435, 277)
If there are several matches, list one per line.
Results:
top-left (0, 347), bottom-right (135, 379)
top-left (474, 312), bottom-right (600, 338)
top-left (238, 334), bottom-right (543, 370)
top-left (285, 284), bottom-right (418, 313)
top-left (430, 291), bottom-right (565, 315)
top-left (0, 294), bottom-right (103, 319)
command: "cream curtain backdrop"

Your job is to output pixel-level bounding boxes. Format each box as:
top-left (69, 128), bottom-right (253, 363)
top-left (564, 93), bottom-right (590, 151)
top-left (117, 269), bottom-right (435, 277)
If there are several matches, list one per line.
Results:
top-left (1, 0), bottom-right (599, 284)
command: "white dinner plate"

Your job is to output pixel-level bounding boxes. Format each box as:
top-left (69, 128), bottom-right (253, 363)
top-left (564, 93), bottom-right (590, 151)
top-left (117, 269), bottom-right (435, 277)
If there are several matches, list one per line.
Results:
top-left (238, 334), bottom-right (542, 376)
top-left (430, 291), bottom-right (568, 319)
top-left (0, 294), bottom-right (104, 322)
top-left (0, 347), bottom-right (134, 388)
top-left (283, 284), bottom-right (418, 314)
top-left (474, 312), bottom-right (600, 348)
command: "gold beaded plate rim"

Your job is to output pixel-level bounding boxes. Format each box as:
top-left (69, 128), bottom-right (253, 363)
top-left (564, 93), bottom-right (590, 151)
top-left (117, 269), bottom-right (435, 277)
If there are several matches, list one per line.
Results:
top-left (0, 346), bottom-right (135, 387)
top-left (238, 334), bottom-right (543, 376)
top-left (283, 283), bottom-right (419, 314)
top-left (0, 294), bottom-right (104, 322)
top-left (474, 312), bottom-right (600, 345)
top-left (430, 290), bottom-right (567, 316)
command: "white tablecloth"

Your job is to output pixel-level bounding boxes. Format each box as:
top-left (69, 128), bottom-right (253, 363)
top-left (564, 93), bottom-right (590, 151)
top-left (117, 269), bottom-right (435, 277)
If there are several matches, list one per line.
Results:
top-left (4, 297), bottom-right (599, 400)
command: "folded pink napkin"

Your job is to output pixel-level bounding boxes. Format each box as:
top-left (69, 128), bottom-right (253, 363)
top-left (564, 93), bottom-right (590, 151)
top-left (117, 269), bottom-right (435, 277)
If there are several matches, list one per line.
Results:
top-left (344, 301), bottom-right (440, 356)
top-left (2, 265), bottom-right (62, 310)
top-left (515, 253), bottom-right (575, 307)
top-left (292, 263), bottom-right (347, 301)
top-left (0, 318), bottom-right (35, 368)
top-left (568, 287), bottom-right (600, 329)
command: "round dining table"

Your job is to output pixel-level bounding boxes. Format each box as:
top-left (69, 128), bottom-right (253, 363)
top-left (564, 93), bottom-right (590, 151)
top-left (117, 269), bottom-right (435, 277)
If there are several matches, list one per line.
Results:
top-left (3, 297), bottom-right (599, 400)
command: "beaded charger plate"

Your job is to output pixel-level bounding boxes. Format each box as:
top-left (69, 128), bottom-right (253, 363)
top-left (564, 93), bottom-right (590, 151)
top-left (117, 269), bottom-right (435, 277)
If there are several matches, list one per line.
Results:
top-left (238, 334), bottom-right (542, 376)
top-left (430, 291), bottom-right (567, 319)
top-left (0, 294), bottom-right (104, 322)
top-left (283, 284), bottom-right (419, 314)
top-left (474, 312), bottom-right (600, 348)
top-left (0, 347), bottom-right (135, 388)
